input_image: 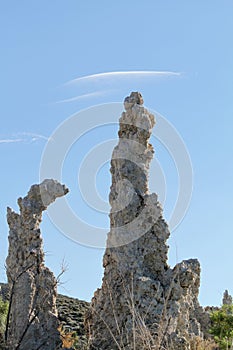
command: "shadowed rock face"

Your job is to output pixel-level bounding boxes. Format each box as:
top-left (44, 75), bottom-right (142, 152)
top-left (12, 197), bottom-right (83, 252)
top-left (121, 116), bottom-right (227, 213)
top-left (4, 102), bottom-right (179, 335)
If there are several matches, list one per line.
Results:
top-left (86, 92), bottom-right (207, 350)
top-left (6, 179), bottom-right (68, 350)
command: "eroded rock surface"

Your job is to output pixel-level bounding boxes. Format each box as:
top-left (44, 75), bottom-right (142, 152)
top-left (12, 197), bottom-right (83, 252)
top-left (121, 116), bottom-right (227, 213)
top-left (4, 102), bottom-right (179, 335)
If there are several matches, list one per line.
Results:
top-left (6, 179), bottom-right (68, 350)
top-left (86, 92), bottom-right (207, 350)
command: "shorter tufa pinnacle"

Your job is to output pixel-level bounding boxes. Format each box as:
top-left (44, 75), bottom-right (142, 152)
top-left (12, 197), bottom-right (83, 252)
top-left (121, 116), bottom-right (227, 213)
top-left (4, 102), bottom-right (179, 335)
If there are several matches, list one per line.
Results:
top-left (6, 179), bottom-right (69, 350)
top-left (222, 290), bottom-right (233, 305)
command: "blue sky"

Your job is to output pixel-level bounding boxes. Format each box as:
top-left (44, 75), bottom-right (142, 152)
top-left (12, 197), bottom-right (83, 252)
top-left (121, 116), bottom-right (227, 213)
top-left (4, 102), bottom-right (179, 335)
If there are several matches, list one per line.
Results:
top-left (0, 1), bottom-right (233, 306)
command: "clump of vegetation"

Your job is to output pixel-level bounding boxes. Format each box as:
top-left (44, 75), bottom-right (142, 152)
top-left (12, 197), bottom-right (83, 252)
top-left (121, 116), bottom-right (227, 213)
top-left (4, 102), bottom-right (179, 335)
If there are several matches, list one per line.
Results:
top-left (209, 304), bottom-right (233, 349)
top-left (58, 324), bottom-right (80, 349)
top-left (0, 297), bottom-right (8, 349)
top-left (57, 293), bottom-right (89, 348)
top-left (190, 336), bottom-right (218, 350)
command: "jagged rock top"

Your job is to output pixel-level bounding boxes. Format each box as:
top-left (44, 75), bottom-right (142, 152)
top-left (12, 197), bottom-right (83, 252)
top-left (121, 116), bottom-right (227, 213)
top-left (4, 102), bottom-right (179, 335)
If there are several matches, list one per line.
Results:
top-left (7, 179), bottom-right (69, 277)
top-left (124, 91), bottom-right (144, 110)
top-left (17, 179), bottom-right (69, 214)
top-left (119, 92), bottom-right (155, 144)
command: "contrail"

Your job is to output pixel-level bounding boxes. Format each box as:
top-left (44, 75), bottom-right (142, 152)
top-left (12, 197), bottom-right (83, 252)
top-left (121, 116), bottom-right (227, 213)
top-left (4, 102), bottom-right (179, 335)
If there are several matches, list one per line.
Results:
top-left (66, 70), bottom-right (181, 85)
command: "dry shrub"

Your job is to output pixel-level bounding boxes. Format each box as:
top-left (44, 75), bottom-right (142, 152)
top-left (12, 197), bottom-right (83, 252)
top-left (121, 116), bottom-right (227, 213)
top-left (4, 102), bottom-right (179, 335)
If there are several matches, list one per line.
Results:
top-left (190, 336), bottom-right (219, 350)
top-left (58, 324), bottom-right (79, 349)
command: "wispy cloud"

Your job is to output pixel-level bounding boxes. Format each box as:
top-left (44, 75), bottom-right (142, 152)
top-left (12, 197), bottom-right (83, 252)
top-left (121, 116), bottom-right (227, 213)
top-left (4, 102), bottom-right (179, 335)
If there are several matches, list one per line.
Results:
top-left (66, 70), bottom-right (181, 85)
top-left (20, 132), bottom-right (51, 142)
top-left (0, 132), bottom-right (51, 145)
top-left (56, 90), bottom-right (110, 104)
top-left (57, 70), bottom-right (181, 104)
top-left (0, 138), bottom-right (24, 144)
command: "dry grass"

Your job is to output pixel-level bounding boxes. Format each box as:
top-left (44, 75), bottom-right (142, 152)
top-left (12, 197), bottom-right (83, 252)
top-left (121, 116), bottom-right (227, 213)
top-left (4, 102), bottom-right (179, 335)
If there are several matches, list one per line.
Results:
top-left (86, 270), bottom-right (219, 350)
top-left (189, 337), bottom-right (218, 350)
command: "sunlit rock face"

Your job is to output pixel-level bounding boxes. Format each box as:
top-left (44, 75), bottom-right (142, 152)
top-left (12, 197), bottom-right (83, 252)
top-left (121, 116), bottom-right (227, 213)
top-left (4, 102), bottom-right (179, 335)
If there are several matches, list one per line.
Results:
top-left (86, 92), bottom-right (207, 350)
top-left (6, 179), bottom-right (68, 350)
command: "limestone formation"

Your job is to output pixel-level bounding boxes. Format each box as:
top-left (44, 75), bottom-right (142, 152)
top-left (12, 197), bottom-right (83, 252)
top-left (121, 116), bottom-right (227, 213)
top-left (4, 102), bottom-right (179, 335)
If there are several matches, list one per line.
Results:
top-left (86, 92), bottom-right (207, 350)
top-left (6, 179), bottom-right (68, 350)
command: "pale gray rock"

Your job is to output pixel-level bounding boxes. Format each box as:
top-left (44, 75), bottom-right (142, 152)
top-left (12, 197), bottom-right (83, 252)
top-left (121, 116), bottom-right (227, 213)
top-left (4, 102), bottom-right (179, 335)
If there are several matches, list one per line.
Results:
top-left (6, 179), bottom-right (68, 350)
top-left (86, 92), bottom-right (207, 350)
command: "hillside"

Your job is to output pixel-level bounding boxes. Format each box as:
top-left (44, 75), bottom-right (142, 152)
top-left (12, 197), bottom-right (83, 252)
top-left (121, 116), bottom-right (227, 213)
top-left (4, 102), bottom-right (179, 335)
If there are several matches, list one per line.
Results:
top-left (0, 283), bottom-right (89, 348)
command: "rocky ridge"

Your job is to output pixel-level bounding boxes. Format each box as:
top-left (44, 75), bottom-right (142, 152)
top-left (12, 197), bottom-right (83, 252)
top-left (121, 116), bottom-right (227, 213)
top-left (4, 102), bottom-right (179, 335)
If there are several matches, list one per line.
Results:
top-left (57, 294), bottom-right (89, 348)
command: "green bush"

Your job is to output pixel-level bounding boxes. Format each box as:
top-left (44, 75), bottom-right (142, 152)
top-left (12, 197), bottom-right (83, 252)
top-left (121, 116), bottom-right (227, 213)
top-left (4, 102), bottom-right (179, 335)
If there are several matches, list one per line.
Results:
top-left (0, 297), bottom-right (8, 339)
top-left (209, 304), bottom-right (233, 349)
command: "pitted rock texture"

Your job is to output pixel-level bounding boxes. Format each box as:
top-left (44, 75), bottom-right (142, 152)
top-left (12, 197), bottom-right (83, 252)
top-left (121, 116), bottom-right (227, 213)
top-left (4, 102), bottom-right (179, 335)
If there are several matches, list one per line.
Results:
top-left (6, 179), bottom-right (68, 350)
top-left (86, 92), bottom-right (207, 350)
